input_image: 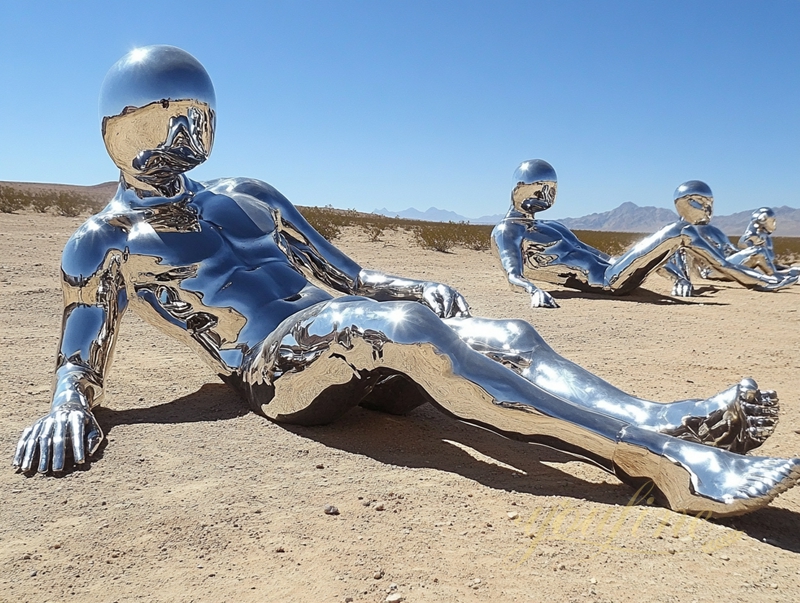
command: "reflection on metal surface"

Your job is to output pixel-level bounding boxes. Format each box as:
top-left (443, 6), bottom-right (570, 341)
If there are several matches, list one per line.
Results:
top-left (12, 49), bottom-right (800, 517)
top-left (100, 45), bottom-right (215, 197)
top-left (662, 188), bottom-right (800, 295)
top-left (492, 163), bottom-right (798, 307)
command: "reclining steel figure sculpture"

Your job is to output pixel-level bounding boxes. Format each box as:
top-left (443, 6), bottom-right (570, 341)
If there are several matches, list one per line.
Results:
top-left (661, 185), bottom-right (799, 296)
top-left (492, 161), bottom-right (796, 307)
top-left (13, 46), bottom-right (800, 517)
top-left (737, 207), bottom-right (800, 278)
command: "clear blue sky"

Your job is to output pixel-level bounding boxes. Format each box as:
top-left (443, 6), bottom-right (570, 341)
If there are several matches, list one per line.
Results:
top-left (1, 1), bottom-right (798, 219)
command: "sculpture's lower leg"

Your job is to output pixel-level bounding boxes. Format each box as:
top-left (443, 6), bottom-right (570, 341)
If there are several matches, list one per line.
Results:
top-left (243, 298), bottom-right (798, 515)
top-left (603, 224), bottom-right (687, 293)
top-left (443, 317), bottom-right (779, 453)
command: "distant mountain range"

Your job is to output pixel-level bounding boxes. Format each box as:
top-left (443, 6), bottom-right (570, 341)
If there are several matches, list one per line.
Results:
top-left (374, 202), bottom-right (800, 236)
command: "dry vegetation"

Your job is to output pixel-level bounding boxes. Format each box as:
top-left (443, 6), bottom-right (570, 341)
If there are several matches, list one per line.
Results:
top-left (2, 183), bottom-right (799, 262)
top-left (297, 206), bottom-right (493, 252)
top-left (0, 181), bottom-right (114, 217)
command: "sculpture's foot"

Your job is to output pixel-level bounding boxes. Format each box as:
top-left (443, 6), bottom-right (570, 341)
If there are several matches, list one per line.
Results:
top-left (660, 378), bottom-right (778, 453)
top-left (615, 426), bottom-right (800, 517)
top-left (755, 273), bottom-right (798, 291)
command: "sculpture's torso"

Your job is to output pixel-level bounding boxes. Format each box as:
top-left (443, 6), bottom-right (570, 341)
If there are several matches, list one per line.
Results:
top-left (492, 215), bottom-right (612, 290)
top-left (62, 178), bottom-right (347, 375)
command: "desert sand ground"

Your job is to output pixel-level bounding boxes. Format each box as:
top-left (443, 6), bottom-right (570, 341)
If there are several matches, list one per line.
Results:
top-left (1, 211), bottom-right (799, 603)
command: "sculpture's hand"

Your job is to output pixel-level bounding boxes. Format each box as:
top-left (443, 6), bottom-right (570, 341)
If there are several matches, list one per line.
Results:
top-left (530, 287), bottom-right (559, 309)
top-left (421, 282), bottom-right (470, 318)
top-left (672, 278), bottom-right (694, 297)
top-left (12, 397), bottom-right (103, 474)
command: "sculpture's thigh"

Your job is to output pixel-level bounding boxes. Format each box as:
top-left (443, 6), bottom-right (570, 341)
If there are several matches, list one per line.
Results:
top-left (241, 297), bottom-right (450, 425)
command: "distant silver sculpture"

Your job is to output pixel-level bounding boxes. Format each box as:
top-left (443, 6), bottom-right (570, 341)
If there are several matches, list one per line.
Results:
top-left (662, 186), bottom-right (799, 295)
top-left (492, 161), bottom-right (797, 307)
top-left (12, 47), bottom-right (800, 517)
top-left (737, 207), bottom-right (800, 278)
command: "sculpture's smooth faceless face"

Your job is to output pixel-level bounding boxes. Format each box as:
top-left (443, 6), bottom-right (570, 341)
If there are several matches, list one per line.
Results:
top-left (511, 159), bottom-right (558, 215)
top-left (99, 45), bottom-right (216, 196)
top-left (673, 181), bottom-right (714, 225)
top-left (511, 180), bottom-right (557, 214)
top-left (752, 208), bottom-right (777, 234)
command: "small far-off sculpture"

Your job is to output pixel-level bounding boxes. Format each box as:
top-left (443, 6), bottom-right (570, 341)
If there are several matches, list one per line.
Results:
top-left (662, 186), bottom-right (800, 296)
top-left (492, 161), bottom-right (797, 307)
top-left (11, 49), bottom-right (800, 518)
top-left (737, 207), bottom-right (800, 277)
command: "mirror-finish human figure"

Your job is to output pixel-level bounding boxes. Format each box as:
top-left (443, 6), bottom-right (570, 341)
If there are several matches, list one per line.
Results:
top-left (12, 48), bottom-right (800, 517)
top-left (735, 207), bottom-right (800, 279)
top-left (492, 161), bottom-right (797, 307)
top-left (662, 188), bottom-right (800, 295)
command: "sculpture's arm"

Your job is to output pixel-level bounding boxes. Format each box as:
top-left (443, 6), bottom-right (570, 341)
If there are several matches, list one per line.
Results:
top-left (268, 193), bottom-right (469, 317)
top-left (13, 227), bottom-right (128, 473)
top-left (490, 221), bottom-right (559, 308)
top-left (661, 249), bottom-right (694, 297)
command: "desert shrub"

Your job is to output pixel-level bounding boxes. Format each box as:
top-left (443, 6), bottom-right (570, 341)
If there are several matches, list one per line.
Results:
top-left (298, 206), bottom-right (343, 240)
top-left (0, 184), bottom-right (97, 216)
top-left (0, 185), bottom-right (26, 213)
top-left (573, 230), bottom-right (645, 257)
top-left (459, 224), bottom-right (493, 251)
top-left (772, 236), bottom-right (800, 266)
top-left (297, 206), bottom-right (498, 251)
top-left (52, 192), bottom-right (90, 217)
top-left (412, 222), bottom-right (461, 252)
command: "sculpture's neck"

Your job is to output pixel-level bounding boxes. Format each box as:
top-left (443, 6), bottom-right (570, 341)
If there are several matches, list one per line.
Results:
top-left (506, 206), bottom-right (538, 220)
top-left (121, 171), bottom-right (188, 199)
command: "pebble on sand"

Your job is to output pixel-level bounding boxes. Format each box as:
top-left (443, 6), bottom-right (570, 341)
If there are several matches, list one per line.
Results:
top-left (324, 505), bottom-right (340, 515)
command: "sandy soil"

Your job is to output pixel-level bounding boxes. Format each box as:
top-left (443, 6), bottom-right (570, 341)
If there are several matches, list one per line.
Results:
top-left (1, 212), bottom-right (800, 603)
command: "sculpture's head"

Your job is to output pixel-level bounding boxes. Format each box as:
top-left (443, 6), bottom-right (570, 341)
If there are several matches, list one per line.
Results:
top-left (100, 45), bottom-right (216, 197)
top-left (750, 207), bottom-right (777, 234)
top-left (511, 159), bottom-right (557, 215)
top-left (673, 180), bottom-right (714, 225)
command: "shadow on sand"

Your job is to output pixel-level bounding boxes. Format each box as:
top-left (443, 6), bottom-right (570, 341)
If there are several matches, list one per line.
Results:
top-left (90, 381), bottom-right (800, 553)
top-left (548, 285), bottom-right (725, 306)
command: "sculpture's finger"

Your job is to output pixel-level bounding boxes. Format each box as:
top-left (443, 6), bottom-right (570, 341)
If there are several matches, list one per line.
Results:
top-left (748, 426), bottom-right (774, 440)
top-left (36, 416), bottom-right (56, 474)
top-left (69, 411), bottom-right (86, 465)
top-left (455, 294), bottom-right (470, 317)
top-left (439, 287), bottom-right (454, 318)
top-left (21, 421), bottom-right (44, 473)
top-left (13, 425), bottom-right (34, 468)
top-left (423, 290), bottom-right (444, 316)
top-left (52, 416), bottom-right (67, 472)
top-left (743, 403), bottom-right (779, 416)
top-left (86, 419), bottom-right (103, 457)
top-left (761, 390), bottom-right (778, 405)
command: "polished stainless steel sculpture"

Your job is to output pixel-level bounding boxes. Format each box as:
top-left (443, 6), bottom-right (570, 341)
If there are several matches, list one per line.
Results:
top-left (662, 186), bottom-right (800, 295)
top-left (12, 48), bottom-right (800, 517)
top-left (492, 162), bottom-right (797, 307)
top-left (738, 207), bottom-right (800, 277)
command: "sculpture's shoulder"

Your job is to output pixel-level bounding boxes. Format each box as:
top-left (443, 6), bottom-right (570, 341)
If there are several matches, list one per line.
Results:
top-left (699, 224), bottom-right (735, 249)
top-left (492, 210), bottom-right (535, 236)
top-left (522, 218), bottom-right (574, 243)
top-left (203, 177), bottom-right (292, 209)
top-left (61, 207), bottom-right (132, 278)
